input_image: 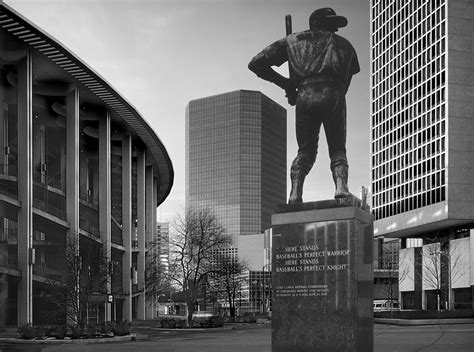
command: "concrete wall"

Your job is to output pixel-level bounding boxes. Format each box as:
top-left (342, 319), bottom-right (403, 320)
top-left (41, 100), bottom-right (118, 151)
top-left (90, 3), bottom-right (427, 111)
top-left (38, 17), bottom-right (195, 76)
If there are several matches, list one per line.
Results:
top-left (450, 236), bottom-right (471, 289)
top-left (399, 248), bottom-right (415, 292)
top-left (374, 202), bottom-right (448, 238)
top-left (447, 0), bottom-right (474, 218)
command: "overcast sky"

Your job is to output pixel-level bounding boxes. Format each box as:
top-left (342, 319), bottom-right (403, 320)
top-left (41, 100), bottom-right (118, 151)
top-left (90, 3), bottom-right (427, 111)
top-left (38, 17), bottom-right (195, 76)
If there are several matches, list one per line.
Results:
top-left (6, 0), bottom-right (370, 222)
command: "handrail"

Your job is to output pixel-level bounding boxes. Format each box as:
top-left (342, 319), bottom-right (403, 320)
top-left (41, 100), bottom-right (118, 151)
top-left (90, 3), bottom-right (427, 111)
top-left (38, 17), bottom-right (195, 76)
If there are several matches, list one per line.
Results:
top-left (0, 228), bottom-right (17, 243)
top-left (111, 219), bottom-right (123, 246)
top-left (0, 180), bottom-right (17, 199)
top-left (0, 255), bottom-right (18, 269)
top-left (32, 184), bottom-right (66, 220)
top-left (33, 171), bottom-right (65, 192)
top-left (0, 163), bottom-right (18, 177)
top-left (79, 217), bottom-right (100, 238)
top-left (79, 190), bottom-right (99, 208)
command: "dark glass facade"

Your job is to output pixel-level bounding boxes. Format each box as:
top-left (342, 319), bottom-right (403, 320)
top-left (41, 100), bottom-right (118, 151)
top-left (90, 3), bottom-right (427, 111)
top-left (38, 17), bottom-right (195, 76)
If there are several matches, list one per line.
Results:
top-left (0, 2), bottom-right (173, 326)
top-left (186, 90), bottom-right (286, 243)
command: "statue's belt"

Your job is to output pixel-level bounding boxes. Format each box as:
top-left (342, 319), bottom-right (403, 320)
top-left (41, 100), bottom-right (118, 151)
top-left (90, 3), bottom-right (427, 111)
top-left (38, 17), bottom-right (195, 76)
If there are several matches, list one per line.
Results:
top-left (298, 76), bottom-right (342, 88)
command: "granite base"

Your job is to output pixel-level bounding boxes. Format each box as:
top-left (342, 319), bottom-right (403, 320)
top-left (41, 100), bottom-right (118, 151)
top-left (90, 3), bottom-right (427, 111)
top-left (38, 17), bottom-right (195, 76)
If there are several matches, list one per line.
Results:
top-left (271, 198), bottom-right (374, 352)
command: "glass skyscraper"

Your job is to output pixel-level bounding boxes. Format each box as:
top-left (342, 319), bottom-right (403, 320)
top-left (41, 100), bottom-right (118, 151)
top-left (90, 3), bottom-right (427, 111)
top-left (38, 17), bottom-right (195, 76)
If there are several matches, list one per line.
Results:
top-left (371, 0), bottom-right (447, 224)
top-left (370, 0), bottom-right (474, 310)
top-left (186, 90), bottom-right (286, 244)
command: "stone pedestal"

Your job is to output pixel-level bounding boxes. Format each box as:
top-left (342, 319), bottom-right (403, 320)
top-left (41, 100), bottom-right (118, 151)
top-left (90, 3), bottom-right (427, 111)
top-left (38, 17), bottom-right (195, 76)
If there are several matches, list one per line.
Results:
top-left (271, 198), bottom-right (373, 352)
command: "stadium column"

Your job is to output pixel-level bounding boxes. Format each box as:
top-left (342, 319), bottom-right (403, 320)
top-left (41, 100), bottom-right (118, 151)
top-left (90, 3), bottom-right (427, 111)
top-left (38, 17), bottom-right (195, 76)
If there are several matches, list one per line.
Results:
top-left (145, 164), bottom-right (154, 319)
top-left (0, 85), bottom-right (4, 167)
top-left (153, 176), bottom-right (157, 242)
top-left (17, 52), bottom-right (33, 325)
top-left (121, 134), bottom-right (132, 321)
top-left (66, 86), bottom-right (80, 323)
top-left (136, 149), bottom-right (146, 319)
top-left (99, 111), bottom-right (112, 322)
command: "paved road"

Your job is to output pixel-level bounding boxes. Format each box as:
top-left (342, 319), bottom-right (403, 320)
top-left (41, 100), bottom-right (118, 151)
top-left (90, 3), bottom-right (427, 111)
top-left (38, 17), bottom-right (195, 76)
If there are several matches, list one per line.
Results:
top-left (374, 323), bottom-right (474, 352)
top-left (1, 323), bottom-right (473, 352)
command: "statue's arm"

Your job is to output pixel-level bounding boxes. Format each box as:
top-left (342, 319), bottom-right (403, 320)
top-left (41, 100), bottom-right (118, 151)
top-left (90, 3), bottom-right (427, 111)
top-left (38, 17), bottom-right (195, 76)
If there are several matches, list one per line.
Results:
top-left (248, 51), bottom-right (290, 91)
top-left (248, 39), bottom-right (291, 91)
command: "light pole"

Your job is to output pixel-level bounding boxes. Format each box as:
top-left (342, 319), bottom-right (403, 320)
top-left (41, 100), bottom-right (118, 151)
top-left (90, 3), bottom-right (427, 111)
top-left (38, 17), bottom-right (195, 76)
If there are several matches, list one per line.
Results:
top-left (262, 268), bottom-right (265, 314)
top-left (262, 263), bottom-right (271, 315)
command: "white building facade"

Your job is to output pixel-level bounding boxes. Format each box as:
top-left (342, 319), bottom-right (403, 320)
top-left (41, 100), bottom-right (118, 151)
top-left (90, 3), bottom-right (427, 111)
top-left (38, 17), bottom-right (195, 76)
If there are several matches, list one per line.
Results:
top-left (370, 0), bottom-right (474, 310)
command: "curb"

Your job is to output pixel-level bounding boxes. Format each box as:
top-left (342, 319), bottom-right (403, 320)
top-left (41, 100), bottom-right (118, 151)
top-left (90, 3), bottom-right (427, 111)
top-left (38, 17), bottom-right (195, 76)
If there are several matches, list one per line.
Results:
top-left (0, 334), bottom-right (138, 344)
top-left (134, 325), bottom-right (234, 332)
top-left (374, 318), bottom-right (474, 326)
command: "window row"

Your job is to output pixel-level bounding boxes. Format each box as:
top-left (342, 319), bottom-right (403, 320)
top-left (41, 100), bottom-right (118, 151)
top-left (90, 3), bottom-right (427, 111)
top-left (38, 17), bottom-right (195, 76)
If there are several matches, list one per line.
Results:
top-left (371, 0), bottom-right (444, 28)
top-left (373, 101), bottom-right (445, 148)
top-left (372, 1), bottom-right (442, 46)
top-left (372, 6), bottom-right (445, 65)
top-left (372, 37), bottom-right (446, 97)
top-left (373, 135), bottom-right (445, 178)
top-left (373, 186), bottom-right (445, 220)
top-left (373, 46), bottom-right (445, 106)
top-left (373, 82), bottom-right (445, 133)
top-left (373, 156), bottom-right (445, 195)
top-left (373, 20), bottom-right (445, 76)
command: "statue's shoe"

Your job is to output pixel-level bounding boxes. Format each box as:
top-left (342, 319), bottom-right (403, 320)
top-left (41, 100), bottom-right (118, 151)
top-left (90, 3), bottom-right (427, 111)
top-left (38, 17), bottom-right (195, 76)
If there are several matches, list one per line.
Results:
top-left (334, 190), bottom-right (353, 199)
top-left (288, 194), bottom-right (303, 204)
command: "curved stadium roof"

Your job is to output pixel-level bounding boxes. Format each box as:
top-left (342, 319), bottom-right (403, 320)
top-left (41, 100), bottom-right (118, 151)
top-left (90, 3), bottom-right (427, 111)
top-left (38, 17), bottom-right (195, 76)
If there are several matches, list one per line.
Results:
top-left (0, 1), bottom-right (174, 206)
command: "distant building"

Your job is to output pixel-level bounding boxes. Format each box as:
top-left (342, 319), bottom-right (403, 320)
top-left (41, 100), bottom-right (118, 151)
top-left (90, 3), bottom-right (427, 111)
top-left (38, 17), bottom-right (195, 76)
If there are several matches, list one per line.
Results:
top-left (236, 230), bottom-right (272, 315)
top-left (0, 3), bottom-right (173, 326)
top-left (185, 90), bottom-right (286, 245)
top-left (373, 238), bottom-right (399, 302)
top-left (370, 0), bottom-right (474, 310)
top-left (156, 222), bottom-right (170, 273)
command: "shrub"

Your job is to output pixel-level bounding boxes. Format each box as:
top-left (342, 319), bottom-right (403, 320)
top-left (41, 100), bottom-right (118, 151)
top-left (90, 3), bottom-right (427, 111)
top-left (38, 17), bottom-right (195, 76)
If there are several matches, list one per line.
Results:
top-left (172, 319), bottom-right (187, 328)
top-left (54, 325), bottom-right (67, 339)
top-left (17, 324), bottom-right (36, 340)
top-left (159, 316), bottom-right (188, 328)
top-left (209, 316), bottom-right (225, 327)
top-left (69, 324), bottom-right (84, 339)
top-left (100, 321), bottom-right (114, 335)
top-left (112, 320), bottom-right (132, 336)
top-left (84, 324), bottom-right (101, 338)
top-left (45, 324), bottom-right (67, 339)
top-left (192, 315), bottom-right (225, 328)
top-left (160, 317), bottom-right (177, 328)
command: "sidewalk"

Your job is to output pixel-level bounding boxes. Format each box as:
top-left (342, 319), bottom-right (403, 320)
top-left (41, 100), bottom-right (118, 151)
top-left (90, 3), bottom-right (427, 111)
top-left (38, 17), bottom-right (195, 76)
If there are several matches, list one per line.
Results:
top-left (375, 317), bottom-right (474, 325)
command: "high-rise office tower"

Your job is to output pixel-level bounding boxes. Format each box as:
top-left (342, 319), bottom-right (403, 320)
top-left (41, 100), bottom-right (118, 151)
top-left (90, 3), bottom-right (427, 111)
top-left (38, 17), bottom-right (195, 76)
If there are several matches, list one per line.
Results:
top-left (370, 0), bottom-right (474, 310)
top-left (186, 90), bottom-right (286, 244)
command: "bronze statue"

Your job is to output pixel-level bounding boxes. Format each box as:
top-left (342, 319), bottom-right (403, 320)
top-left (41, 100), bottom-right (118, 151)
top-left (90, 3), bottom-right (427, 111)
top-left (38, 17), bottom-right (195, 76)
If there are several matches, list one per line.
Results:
top-left (249, 8), bottom-right (360, 204)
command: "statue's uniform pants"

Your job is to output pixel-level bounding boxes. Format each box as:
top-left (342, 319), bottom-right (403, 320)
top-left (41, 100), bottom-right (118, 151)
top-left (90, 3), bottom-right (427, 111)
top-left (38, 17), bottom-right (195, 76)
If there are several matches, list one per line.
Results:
top-left (291, 79), bottom-right (348, 176)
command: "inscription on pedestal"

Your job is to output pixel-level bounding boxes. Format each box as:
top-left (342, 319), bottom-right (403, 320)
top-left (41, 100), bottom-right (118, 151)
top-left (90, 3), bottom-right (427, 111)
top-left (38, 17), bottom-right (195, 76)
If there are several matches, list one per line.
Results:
top-left (275, 245), bottom-right (350, 273)
top-left (271, 207), bottom-right (373, 352)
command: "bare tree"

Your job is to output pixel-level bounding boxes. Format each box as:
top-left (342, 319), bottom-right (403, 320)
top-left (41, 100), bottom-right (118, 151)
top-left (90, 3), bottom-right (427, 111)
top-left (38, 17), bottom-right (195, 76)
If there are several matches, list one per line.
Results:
top-left (145, 240), bottom-right (172, 305)
top-left (397, 239), bottom-right (471, 312)
top-left (422, 243), bottom-right (443, 311)
top-left (379, 242), bottom-right (399, 308)
top-left (398, 249), bottom-right (412, 287)
top-left (167, 208), bottom-right (231, 326)
top-left (44, 237), bottom-right (113, 325)
top-left (208, 254), bottom-right (248, 318)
